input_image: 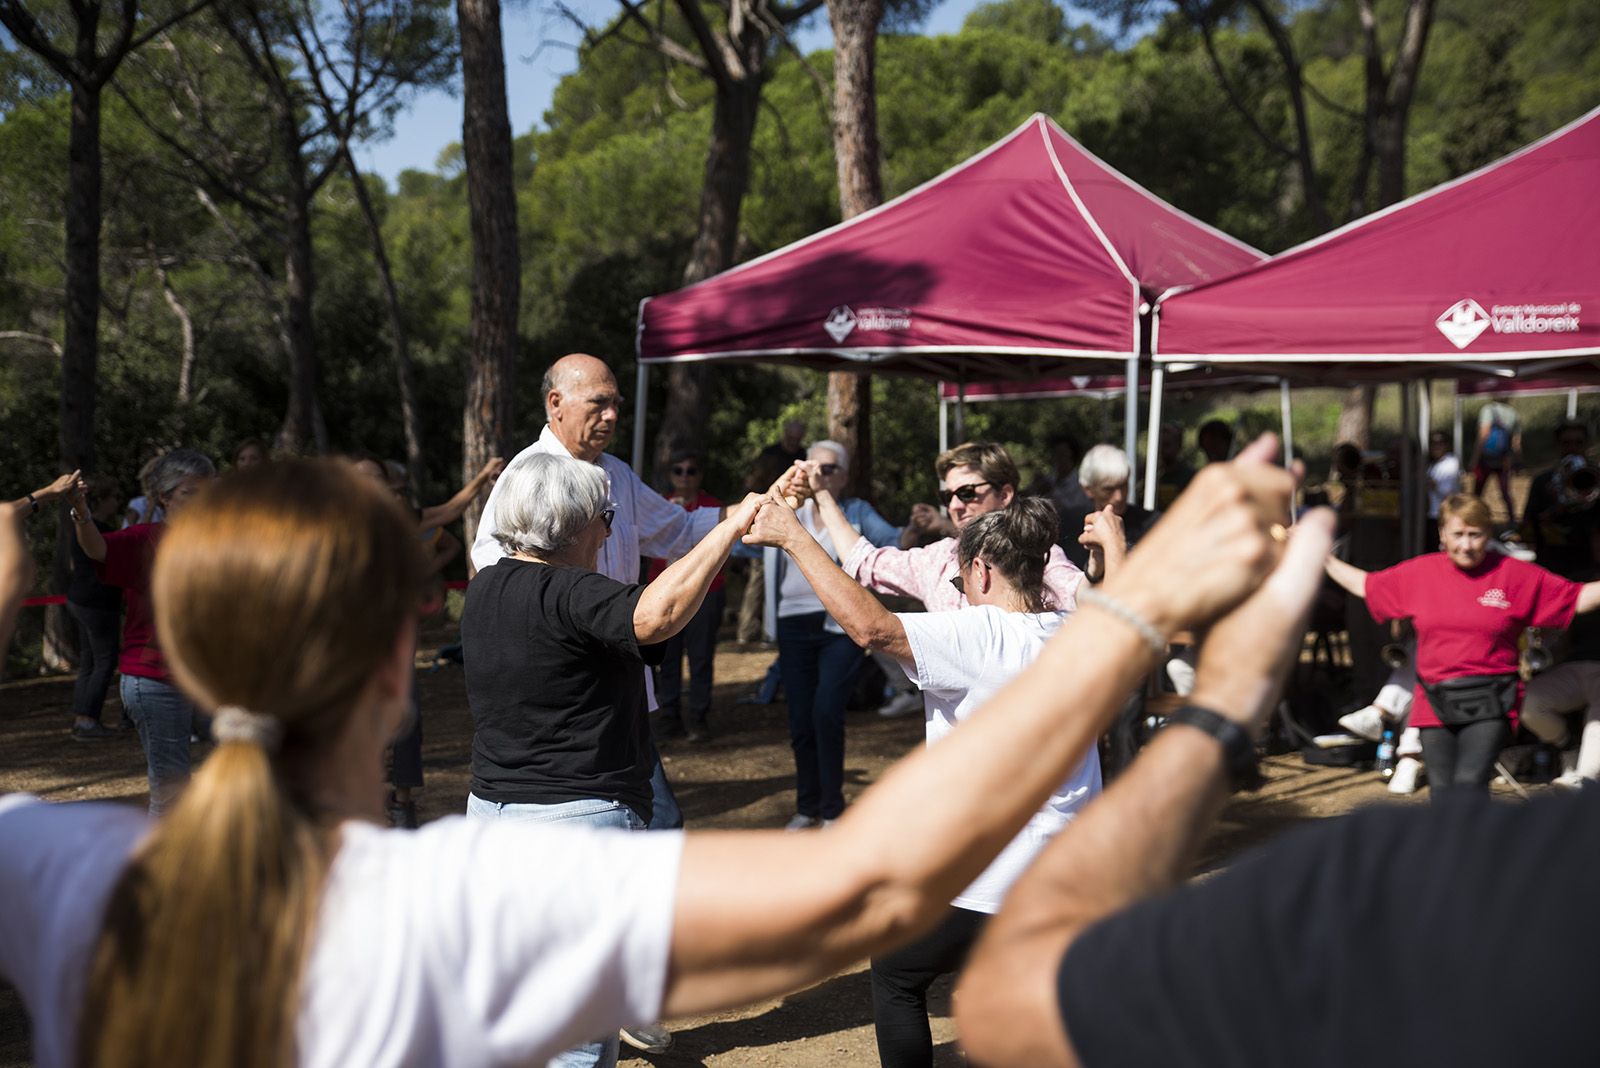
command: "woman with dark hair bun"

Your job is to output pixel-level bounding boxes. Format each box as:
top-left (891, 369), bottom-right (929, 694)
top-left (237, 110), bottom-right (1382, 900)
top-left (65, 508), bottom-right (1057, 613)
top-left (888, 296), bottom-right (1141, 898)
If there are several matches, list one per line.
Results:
top-left (743, 494), bottom-right (1101, 1068)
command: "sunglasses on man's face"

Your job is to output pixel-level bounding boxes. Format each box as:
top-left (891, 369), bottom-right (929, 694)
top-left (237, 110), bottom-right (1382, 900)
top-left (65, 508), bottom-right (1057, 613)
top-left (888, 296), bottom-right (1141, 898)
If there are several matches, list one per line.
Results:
top-left (672, 465), bottom-right (699, 476)
top-left (817, 463), bottom-right (842, 476)
top-left (938, 482), bottom-right (993, 506)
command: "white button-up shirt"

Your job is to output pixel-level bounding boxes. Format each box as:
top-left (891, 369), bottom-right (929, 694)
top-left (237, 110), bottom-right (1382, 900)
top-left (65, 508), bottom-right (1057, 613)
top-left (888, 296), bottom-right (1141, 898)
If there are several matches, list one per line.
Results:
top-left (470, 424), bottom-right (721, 583)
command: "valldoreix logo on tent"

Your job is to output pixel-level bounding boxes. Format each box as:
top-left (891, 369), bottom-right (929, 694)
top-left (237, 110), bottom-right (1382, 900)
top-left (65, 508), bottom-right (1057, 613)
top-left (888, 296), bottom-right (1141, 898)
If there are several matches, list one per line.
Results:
top-left (1436, 299), bottom-right (1491, 349)
top-left (824, 306), bottom-right (857, 343)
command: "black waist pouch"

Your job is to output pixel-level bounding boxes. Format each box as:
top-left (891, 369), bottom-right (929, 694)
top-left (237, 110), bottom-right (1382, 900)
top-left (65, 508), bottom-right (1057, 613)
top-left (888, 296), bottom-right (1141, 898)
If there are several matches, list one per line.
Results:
top-left (1421, 673), bottom-right (1518, 727)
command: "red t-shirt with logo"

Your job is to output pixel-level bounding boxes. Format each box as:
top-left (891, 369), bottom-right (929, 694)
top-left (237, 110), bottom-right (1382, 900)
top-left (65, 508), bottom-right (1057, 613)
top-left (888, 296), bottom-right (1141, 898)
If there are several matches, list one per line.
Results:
top-left (1365, 552), bottom-right (1579, 728)
top-left (95, 524), bottom-right (170, 682)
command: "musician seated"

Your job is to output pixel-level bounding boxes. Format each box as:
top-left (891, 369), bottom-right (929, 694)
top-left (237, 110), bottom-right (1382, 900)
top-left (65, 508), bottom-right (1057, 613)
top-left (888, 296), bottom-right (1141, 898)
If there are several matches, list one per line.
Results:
top-left (1522, 637), bottom-right (1600, 789)
top-left (1521, 422), bottom-right (1600, 581)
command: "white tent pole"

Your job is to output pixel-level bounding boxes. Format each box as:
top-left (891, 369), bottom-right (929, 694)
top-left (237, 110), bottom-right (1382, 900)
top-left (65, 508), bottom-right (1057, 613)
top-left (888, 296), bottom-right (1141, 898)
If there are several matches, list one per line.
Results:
top-left (1142, 365), bottom-right (1164, 511)
top-left (1453, 389), bottom-right (1465, 461)
top-left (939, 390), bottom-right (949, 453)
top-left (1279, 378), bottom-right (1293, 467)
top-left (956, 380), bottom-right (967, 441)
top-left (1124, 345), bottom-right (1140, 502)
top-left (632, 361), bottom-right (649, 474)
top-left (1570, 388), bottom-right (1579, 419)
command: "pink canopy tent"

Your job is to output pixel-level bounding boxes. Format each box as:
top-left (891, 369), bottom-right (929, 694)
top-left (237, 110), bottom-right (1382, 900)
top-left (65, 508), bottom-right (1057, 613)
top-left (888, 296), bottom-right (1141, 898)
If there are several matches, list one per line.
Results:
top-left (632, 113), bottom-right (1265, 492)
top-left (1154, 104), bottom-right (1600, 375)
top-left (1452, 371), bottom-right (1600, 458)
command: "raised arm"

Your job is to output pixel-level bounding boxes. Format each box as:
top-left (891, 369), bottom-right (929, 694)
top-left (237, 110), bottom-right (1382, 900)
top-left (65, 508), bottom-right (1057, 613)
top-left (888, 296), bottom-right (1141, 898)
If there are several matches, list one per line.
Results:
top-left (66, 478), bottom-right (107, 562)
top-left (10, 470), bottom-right (79, 512)
top-left (744, 498), bottom-right (910, 661)
top-left (1324, 553), bottom-right (1368, 598)
top-left (952, 504), bottom-right (1334, 1068)
top-left (419, 457), bottom-right (503, 530)
top-left (632, 494), bottom-right (762, 644)
top-left (660, 439), bottom-right (1299, 1017)
top-left (1078, 506), bottom-right (1127, 584)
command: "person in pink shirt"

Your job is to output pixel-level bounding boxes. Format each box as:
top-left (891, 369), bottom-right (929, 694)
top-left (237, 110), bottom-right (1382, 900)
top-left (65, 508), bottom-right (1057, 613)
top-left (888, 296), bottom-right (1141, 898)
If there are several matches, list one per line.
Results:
top-left (838, 442), bottom-right (1086, 614)
top-left (1326, 493), bottom-right (1600, 795)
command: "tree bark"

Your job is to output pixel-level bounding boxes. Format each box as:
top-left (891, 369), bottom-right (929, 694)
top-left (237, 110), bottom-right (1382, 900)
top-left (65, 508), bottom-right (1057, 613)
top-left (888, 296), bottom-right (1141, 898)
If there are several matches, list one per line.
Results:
top-left (458, 0), bottom-right (520, 546)
top-left (1240, 0), bottom-right (1330, 233)
top-left (61, 76), bottom-right (101, 482)
top-left (342, 149), bottom-right (425, 495)
top-left (159, 265), bottom-right (197, 404)
top-left (1335, 385), bottom-right (1374, 449)
top-left (825, 0), bottom-right (882, 498)
top-left (276, 112), bottom-right (324, 454)
top-left (651, 74), bottom-right (763, 479)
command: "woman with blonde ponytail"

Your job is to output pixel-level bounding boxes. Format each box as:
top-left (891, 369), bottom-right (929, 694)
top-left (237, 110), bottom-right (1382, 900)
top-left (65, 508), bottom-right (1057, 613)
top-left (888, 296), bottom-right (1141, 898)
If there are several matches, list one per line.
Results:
top-left (3, 447), bottom-right (1316, 1068)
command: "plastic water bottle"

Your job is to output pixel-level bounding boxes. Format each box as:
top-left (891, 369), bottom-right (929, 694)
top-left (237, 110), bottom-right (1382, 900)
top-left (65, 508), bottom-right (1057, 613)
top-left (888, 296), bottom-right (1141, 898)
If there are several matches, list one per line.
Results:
top-left (1377, 728), bottom-right (1397, 778)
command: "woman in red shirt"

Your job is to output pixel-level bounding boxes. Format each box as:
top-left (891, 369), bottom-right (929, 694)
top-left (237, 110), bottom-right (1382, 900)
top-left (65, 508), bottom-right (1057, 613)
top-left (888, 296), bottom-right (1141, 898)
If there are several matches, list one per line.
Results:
top-left (1326, 494), bottom-right (1600, 794)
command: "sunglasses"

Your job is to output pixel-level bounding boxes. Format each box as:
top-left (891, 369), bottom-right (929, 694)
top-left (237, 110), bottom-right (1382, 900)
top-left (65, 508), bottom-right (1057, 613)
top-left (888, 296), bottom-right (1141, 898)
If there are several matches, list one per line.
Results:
top-left (938, 482), bottom-right (994, 506)
top-left (601, 507), bottom-right (616, 530)
top-left (817, 463), bottom-right (842, 476)
top-left (949, 557), bottom-right (984, 596)
top-left (672, 465), bottom-right (699, 476)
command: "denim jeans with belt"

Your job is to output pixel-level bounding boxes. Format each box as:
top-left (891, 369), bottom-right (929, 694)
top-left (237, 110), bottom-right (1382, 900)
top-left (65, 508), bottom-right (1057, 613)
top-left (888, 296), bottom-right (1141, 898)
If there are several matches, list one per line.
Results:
top-left (120, 674), bottom-right (195, 816)
top-left (465, 793), bottom-right (647, 1068)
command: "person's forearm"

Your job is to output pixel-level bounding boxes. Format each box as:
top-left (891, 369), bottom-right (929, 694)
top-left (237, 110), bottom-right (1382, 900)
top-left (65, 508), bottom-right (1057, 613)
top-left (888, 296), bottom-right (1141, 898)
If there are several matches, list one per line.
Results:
top-left (898, 525), bottom-right (921, 549)
top-left (814, 490), bottom-right (867, 559)
top-left (634, 514), bottom-right (743, 642)
top-left (1324, 555), bottom-right (1366, 598)
top-left (72, 512), bottom-right (107, 562)
top-left (420, 475), bottom-right (489, 529)
top-left (664, 602), bottom-right (1161, 1016)
top-left (785, 529), bottom-right (907, 657)
top-left (0, 504), bottom-right (28, 651)
top-left (1577, 581), bottom-right (1600, 615)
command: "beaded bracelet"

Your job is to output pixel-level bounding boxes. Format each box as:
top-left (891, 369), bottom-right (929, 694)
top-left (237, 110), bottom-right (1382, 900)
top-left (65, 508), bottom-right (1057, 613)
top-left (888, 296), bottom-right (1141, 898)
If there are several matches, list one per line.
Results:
top-left (1076, 586), bottom-right (1168, 658)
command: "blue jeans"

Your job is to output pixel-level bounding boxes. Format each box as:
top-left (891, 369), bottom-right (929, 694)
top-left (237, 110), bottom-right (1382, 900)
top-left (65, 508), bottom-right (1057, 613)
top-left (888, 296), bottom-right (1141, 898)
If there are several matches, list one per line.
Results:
top-left (647, 748), bottom-right (682, 830)
top-left (466, 794), bottom-right (646, 1068)
top-left (777, 613), bottom-right (863, 820)
top-left (120, 674), bottom-right (195, 816)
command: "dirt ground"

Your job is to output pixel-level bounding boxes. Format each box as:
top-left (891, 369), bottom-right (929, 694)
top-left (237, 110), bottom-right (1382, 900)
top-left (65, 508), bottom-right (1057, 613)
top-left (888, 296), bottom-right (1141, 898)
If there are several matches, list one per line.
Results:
top-left (0, 631), bottom-right (1481, 1067)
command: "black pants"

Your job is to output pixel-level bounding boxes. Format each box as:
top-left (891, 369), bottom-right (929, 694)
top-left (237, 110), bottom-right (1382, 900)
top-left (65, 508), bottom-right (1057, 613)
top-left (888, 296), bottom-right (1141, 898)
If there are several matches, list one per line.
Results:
top-left (67, 602), bottom-right (120, 723)
top-left (389, 674), bottom-right (423, 790)
top-left (870, 905), bottom-right (987, 1068)
top-left (1419, 718), bottom-right (1509, 796)
top-left (657, 590), bottom-right (724, 725)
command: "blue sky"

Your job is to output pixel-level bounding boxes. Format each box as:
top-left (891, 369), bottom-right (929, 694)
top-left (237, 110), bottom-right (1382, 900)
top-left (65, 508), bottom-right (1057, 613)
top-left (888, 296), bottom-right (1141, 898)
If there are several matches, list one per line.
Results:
top-left (355, 0), bottom-right (1000, 182)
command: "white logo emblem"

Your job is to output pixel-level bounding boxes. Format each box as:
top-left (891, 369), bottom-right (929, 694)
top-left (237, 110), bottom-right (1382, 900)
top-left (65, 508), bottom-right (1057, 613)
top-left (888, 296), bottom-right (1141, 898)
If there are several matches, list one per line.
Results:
top-left (824, 306), bottom-right (857, 343)
top-left (1477, 588), bottom-right (1511, 610)
top-left (1436, 299), bottom-right (1492, 350)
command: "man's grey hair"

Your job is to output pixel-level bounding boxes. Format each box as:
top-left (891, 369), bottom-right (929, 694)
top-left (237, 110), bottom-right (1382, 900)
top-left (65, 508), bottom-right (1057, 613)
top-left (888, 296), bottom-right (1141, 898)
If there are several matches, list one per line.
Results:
top-left (541, 365), bottom-right (558, 421)
top-left (1078, 444), bottom-right (1130, 489)
top-left (148, 448), bottom-right (216, 504)
top-left (493, 453), bottom-right (610, 555)
top-left (809, 438), bottom-right (849, 472)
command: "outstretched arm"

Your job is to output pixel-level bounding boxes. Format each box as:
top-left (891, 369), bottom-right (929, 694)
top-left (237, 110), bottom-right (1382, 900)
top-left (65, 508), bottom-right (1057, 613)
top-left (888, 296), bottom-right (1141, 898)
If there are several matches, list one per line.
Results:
top-left (633, 494), bottom-right (762, 644)
top-left (1324, 553), bottom-right (1368, 598)
top-left (953, 506), bottom-right (1334, 1068)
top-left (661, 438), bottom-right (1299, 1018)
top-left (419, 457), bottom-right (503, 530)
top-left (1577, 581), bottom-right (1600, 615)
top-left (745, 498), bottom-right (909, 661)
top-left (10, 470), bottom-right (78, 512)
top-left (66, 478), bottom-right (106, 563)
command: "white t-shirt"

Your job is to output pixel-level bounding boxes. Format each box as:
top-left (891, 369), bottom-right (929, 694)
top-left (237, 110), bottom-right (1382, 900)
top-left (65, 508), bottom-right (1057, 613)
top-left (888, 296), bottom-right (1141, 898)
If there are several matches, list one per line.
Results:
top-left (0, 795), bottom-right (682, 1068)
top-left (777, 503), bottom-right (836, 619)
top-left (1428, 454), bottom-right (1461, 518)
top-left (897, 606), bottom-right (1102, 913)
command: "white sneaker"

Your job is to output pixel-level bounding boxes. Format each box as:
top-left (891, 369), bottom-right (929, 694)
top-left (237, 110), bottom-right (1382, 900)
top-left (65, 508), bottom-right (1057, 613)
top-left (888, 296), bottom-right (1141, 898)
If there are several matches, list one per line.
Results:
top-left (1388, 756), bottom-right (1423, 795)
top-left (1337, 705), bottom-right (1388, 743)
top-left (619, 1023), bottom-right (673, 1053)
top-left (877, 690), bottom-right (922, 718)
top-left (785, 814), bottom-right (822, 831)
top-left (1551, 769), bottom-right (1590, 790)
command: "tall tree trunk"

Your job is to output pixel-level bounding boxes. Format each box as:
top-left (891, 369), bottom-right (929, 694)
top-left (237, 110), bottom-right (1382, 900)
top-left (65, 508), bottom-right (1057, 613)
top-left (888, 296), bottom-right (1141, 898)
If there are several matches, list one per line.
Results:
top-left (277, 117), bottom-right (323, 454)
top-left (652, 77), bottom-right (762, 479)
top-left (342, 150), bottom-right (425, 494)
top-left (826, 0), bottom-right (882, 498)
top-left (1335, 385), bottom-right (1374, 448)
top-left (458, 0), bottom-right (519, 546)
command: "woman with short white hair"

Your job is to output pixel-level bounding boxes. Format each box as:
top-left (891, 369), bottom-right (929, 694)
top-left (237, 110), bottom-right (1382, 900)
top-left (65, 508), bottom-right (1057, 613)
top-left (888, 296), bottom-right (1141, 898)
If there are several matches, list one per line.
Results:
top-left (463, 452), bottom-right (763, 1067)
top-left (1066, 444), bottom-right (1160, 576)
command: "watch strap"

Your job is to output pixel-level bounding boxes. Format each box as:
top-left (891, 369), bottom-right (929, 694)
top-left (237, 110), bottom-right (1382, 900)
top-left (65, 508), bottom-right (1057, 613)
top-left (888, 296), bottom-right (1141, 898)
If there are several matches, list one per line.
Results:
top-left (1165, 703), bottom-right (1261, 789)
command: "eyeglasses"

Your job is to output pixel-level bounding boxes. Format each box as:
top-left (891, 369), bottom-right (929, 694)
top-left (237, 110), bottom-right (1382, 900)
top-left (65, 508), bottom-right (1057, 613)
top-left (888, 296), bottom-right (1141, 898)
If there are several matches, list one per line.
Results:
top-left (672, 465), bottom-right (699, 476)
top-left (601, 508), bottom-right (616, 530)
top-left (817, 463), bottom-right (842, 476)
top-left (950, 557), bottom-right (983, 596)
top-left (938, 482), bottom-right (994, 506)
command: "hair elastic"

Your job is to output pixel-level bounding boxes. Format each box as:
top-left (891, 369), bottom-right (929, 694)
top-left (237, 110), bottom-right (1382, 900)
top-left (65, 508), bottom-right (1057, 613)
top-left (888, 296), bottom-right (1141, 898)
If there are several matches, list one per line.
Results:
top-left (212, 705), bottom-right (284, 751)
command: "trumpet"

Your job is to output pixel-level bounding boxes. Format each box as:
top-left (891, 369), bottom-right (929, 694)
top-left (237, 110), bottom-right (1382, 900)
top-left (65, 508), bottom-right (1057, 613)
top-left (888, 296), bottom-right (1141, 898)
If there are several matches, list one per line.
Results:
top-left (1554, 455), bottom-right (1600, 509)
top-left (1380, 643), bottom-right (1410, 669)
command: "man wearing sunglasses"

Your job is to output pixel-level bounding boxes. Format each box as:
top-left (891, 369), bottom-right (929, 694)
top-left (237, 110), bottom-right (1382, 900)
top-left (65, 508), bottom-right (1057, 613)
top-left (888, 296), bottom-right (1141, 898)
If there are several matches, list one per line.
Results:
top-left (827, 442), bottom-right (1084, 616)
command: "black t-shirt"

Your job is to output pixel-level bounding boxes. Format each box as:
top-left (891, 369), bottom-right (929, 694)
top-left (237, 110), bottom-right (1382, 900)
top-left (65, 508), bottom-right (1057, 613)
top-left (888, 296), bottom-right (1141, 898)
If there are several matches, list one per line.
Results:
top-left (1058, 505), bottom-right (1159, 570)
top-left (1057, 790), bottom-right (1600, 1067)
top-left (463, 559), bottom-right (665, 820)
top-left (67, 519), bottom-right (121, 610)
top-left (1523, 468), bottom-right (1598, 581)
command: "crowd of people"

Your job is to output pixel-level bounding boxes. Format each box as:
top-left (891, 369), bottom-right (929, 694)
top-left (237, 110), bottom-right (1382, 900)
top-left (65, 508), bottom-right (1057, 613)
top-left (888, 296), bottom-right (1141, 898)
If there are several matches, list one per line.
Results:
top-left (3, 368), bottom-right (1600, 1068)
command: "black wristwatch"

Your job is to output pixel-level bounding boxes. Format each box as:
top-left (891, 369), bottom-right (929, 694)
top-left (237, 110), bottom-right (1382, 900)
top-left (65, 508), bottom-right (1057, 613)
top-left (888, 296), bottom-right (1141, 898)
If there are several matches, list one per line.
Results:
top-left (25, 493), bottom-right (38, 515)
top-left (1165, 704), bottom-right (1262, 790)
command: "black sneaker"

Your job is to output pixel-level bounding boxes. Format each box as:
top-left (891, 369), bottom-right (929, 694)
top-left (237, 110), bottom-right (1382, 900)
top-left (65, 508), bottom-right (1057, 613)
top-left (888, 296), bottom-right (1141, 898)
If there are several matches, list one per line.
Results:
top-left (685, 716), bottom-right (711, 743)
top-left (386, 792), bottom-right (419, 829)
top-left (70, 722), bottom-right (118, 741)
